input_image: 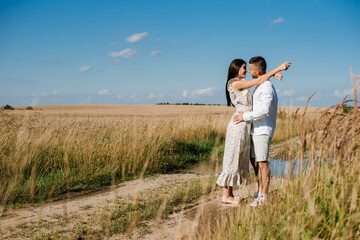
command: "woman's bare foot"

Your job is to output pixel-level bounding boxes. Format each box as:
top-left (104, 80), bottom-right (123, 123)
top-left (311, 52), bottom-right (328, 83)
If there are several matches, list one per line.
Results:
top-left (221, 196), bottom-right (235, 204)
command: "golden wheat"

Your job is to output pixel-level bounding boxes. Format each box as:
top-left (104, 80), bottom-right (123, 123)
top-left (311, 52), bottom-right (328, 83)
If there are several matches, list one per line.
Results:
top-left (0, 105), bottom-right (233, 205)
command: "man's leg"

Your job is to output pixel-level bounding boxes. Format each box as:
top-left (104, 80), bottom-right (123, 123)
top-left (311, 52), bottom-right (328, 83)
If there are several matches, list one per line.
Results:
top-left (250, 138), bottom-right (260, 194)
top-left (250, 157), bottom-right (261, 193)
top-left (250, 157), bottom-right (258, 177)
top-left (253, 135), bottom-right (271, 199)
top-left (258, 162), bottom-right (270, 198)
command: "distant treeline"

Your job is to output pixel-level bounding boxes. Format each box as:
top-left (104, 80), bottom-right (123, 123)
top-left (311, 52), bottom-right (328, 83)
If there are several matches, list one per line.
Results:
top-left (156, 102), bottom-right (223, 106)
top-left (1, 104), bottom-right (33, 110)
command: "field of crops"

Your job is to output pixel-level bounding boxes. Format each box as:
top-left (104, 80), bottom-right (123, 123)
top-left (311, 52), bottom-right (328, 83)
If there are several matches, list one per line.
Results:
top-left (0, 100), bottom-right (359, 239)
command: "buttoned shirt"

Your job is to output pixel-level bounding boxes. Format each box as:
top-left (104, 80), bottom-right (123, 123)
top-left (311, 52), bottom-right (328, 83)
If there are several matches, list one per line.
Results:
top-left (243, 80), bottom-right (278, 138)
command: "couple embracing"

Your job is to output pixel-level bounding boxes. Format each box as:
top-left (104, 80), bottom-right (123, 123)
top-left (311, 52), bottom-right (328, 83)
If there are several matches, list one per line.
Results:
top-left (216, 56), bottom-right (291, 207)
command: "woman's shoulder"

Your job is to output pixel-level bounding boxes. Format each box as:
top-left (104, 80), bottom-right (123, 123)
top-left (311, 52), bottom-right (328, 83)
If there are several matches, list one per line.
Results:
top-left (228, 78), bottom-right (246, 92)
top-left (230, 78), bottom-right (244, 82)
top-left (228, 78), bottom-right (244, 86)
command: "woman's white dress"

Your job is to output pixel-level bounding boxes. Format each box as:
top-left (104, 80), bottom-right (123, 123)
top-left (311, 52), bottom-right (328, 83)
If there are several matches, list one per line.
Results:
top-left (216, 79), bottom-right (252, 186)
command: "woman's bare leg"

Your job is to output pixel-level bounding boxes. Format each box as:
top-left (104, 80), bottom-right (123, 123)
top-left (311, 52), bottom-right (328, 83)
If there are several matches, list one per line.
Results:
top-left (222, 186), bottom-right (234, 203)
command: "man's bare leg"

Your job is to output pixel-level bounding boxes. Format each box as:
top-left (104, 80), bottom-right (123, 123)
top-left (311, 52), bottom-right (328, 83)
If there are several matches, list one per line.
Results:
top-left (258, 161), bottom-right (270, 198)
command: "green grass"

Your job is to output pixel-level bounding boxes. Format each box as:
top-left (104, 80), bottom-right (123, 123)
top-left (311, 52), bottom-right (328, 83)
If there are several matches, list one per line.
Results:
top-left (3, 132), bottom-right (220, 204)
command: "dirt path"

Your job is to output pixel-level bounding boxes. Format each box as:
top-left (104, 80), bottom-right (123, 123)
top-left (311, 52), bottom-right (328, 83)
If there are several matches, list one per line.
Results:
top-left (0, 174), bottom-right (203, 239)
top-left (0, 172), bottom-right (285, 239)
top-left (126, 177), bottom-right (284, 240)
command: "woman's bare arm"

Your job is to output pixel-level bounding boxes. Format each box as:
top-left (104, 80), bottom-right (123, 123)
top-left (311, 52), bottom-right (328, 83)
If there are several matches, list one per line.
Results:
top-left (231, 62), bottom-right (291, 91)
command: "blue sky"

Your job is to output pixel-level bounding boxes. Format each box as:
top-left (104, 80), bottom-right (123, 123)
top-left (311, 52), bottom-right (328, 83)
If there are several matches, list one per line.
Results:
top-left (1, 0), bottom-right (359, 107)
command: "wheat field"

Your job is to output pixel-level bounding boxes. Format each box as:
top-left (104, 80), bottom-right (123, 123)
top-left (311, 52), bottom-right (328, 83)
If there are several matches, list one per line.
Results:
top-left (0, 105), bottom-right (234, 204)
top-left (0, 90), bottom-right (359, 239)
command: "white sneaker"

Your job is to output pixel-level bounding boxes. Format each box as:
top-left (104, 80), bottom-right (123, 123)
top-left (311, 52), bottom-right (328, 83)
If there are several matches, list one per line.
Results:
top-left (249, 195), bottom-right (265, 207)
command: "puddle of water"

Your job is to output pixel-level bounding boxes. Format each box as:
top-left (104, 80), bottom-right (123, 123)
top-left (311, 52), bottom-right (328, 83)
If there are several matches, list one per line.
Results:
top-left (187, 158), bottom-right (308, 177)
top-left (268, 158), bottom-right (306, 177)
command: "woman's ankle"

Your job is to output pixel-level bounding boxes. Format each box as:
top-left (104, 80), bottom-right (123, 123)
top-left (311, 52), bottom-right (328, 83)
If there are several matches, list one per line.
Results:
top-left (222, 195), bottom-right (234, 201)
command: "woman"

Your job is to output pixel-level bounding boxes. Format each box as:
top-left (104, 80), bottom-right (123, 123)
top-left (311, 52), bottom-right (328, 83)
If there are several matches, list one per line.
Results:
top-left (216, 59), bottom-right (290, 204)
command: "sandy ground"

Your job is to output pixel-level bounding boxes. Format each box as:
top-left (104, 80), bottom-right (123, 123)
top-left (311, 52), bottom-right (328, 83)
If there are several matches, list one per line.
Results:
top-left (127, 177), bottom-right (285, 240)
top-left (0, 172), bottom-right (285, 240)
top-left (0, 174), bottom-right (201, 239)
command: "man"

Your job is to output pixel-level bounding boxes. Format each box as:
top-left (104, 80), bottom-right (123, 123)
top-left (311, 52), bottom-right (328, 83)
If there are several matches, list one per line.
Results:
top-left (233, 56), bottom-right (290, 207)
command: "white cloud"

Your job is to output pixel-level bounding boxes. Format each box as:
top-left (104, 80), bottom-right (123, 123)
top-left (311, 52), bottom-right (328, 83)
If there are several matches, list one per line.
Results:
top-left (126, 32), bottom-right (149, 43)
top-left (148, 93), bottom-right (164, 99)
top-left (334, 89), bottom-right (354, 98)
top-left (32, 92), bottom-right (49, 97)
top-left (296, 96), bottom-right (307, 101)
top-left (192, 87), bottom-right (216, 97)
top-left (269, 17), bottom-right (286, 28)
top-left (278, 89), bottom-right (295, 97)
top-left (172, 39), bottom-right (184, 43)
top-left (183, 87), bottom-right (216, 98)
top-left (150, 50), bottom-right (163, 56)
top-left (108, 48), bottom-right (137, 58)
top-left (99, 89), bottom-right (111, 95)
top-left (273, 17), bottom-right (286, 24)
top-left (296, 93), bottom-right (323, 101)
top-left (30, 92), bottom-right (59, 105)
top-left (30, 97), bottom-right (40, 106)
top-left (129, 94), bottom-right (141, 102)
top-left (79, 66), bottom-right (91, 72)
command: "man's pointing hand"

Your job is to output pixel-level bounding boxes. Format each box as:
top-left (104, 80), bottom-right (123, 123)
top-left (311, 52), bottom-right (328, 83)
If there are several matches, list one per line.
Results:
top-left (233, 111), bottom-right (244, 124)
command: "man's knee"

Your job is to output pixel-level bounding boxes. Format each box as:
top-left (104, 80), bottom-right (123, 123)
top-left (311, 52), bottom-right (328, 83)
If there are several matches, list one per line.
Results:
top-left (258, 161), bottom-right (269, 169)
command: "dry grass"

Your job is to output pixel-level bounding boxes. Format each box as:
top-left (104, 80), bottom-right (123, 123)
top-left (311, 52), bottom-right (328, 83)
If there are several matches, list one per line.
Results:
top-left (1, 72), bottom-right (359, 239)
top-left (0, 105), bottom-right (232, 205)
top-left (0, 103), bottom-right (324, 205)
top-left (187, 73), bottom-right (360, 239)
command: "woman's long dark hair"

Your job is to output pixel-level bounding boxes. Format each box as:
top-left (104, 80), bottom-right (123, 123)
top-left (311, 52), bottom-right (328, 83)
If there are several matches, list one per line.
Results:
top-left (226, 59), bottom-right (246, 106)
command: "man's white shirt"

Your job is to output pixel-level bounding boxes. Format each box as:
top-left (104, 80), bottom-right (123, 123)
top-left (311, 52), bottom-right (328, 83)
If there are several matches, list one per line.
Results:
top-left (243, 80), bottom-right (278, 138)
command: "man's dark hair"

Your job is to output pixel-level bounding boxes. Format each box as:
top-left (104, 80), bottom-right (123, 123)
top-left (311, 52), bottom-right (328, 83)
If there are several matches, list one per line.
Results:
top-left (249, 56), bottom-right (267, 74)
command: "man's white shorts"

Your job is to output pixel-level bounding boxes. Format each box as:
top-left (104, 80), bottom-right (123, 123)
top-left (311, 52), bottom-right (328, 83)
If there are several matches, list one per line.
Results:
top-left (250, 134), bottom-right (271, 162)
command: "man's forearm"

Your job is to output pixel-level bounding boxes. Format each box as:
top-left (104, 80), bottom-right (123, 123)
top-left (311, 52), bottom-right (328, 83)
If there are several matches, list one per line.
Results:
top-left (243, 92), bottom-right (272, 121)
top-left (243, 107), bottom-right (269, 121)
